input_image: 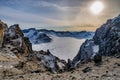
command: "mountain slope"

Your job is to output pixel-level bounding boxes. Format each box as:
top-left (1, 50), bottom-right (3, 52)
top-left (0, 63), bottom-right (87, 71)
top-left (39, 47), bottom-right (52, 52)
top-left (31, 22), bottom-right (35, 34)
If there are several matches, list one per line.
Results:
top-left (71, 14), bottom-right (120, 68)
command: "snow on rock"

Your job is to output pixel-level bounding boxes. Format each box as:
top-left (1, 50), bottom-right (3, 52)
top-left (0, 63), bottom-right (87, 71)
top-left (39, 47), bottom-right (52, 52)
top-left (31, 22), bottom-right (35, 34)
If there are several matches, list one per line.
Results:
top-left (71, 39), bottom-right (99, 68)
top-left (92, 45), bottom-right (99, 53)
top-left (35, 50), bottom-right (67, 73)
top-left (71, 14), bottom-right (120, 69)
top-left (93, 14), bottom-right (120, 56)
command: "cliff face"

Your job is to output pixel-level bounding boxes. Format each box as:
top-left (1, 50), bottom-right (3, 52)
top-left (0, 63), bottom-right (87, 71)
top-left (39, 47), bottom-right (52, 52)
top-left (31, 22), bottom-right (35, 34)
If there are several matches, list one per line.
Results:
top-left (94, 15), bottom-right (120, 56)
top-left (72, 15), bottom-right (120, 68)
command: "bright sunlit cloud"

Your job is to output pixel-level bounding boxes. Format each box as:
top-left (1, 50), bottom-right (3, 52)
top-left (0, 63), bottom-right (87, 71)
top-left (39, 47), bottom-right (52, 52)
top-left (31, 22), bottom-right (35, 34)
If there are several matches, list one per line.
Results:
top-left (90, 1), bottom-right (104, 15)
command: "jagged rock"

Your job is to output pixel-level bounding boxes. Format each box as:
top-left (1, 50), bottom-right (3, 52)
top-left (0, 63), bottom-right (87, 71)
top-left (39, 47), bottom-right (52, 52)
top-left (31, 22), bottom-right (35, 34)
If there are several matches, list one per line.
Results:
top-left (36, 50), bottom-right (66, 73)
top-left (94, 15), bottom-right (120, 56)
top-left (3, 24), bottom-right (33, 58)
top-left (71, 39), bottom-right (99, 68)
top-left (71, 15), bottom-right (120, 69)
top-left (0, 20), bottom-right (7, 47)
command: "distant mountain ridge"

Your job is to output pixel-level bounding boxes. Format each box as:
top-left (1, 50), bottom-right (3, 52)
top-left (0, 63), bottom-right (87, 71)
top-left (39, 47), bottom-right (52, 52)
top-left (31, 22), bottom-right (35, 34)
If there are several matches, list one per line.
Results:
top-left (23, 28), bottom-right (52, 44)
top-left (22, 28), bottom-right (94, 44)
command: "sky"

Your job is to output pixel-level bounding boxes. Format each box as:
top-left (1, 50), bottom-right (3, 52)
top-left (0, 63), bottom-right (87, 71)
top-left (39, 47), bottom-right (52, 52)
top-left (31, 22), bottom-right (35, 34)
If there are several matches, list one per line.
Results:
top-left (0, 0), bottom-right (120, 31)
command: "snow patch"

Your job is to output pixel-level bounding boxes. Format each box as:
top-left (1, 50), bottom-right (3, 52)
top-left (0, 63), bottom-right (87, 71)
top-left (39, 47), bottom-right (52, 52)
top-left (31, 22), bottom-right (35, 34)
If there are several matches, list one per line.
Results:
top-left (92, 45), bottom-right (99, 53)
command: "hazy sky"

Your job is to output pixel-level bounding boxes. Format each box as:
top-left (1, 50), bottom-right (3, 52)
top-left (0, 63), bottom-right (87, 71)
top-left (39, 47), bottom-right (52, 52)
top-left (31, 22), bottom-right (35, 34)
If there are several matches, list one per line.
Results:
top-left (0, 0), bottom-right (120, 31)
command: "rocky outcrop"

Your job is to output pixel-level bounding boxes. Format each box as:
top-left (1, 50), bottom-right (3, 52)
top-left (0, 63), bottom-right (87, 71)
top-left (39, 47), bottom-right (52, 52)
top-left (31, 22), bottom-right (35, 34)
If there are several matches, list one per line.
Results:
top-left (3, 24), bottom-right (33, 58)
top-left (71, 39), bottom-right (99, 68)
top-left (36, 50), bottom-right (66, 73)
top-left (93, 15), bottom-right (120, 56)
top-left (71, 15), bottom-right (120, 68)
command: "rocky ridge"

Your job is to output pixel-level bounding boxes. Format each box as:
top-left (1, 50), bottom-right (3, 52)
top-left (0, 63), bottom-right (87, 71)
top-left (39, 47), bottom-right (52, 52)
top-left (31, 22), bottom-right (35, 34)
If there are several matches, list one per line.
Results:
top-left (71, 14), bottom-right (120, 68)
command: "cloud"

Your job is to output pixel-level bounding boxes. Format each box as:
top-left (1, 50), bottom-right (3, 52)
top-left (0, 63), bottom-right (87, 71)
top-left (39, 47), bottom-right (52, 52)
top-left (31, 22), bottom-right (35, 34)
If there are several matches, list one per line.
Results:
top-left (0, 6), bottom-right (77, 28)
top-left (0, 0), bottom-right (120, 31)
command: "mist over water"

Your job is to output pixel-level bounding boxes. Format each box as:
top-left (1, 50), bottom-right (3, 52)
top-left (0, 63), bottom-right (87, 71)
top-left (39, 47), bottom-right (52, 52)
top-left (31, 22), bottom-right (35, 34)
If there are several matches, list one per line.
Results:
top-left (32, 36), bottom-right (85, 61)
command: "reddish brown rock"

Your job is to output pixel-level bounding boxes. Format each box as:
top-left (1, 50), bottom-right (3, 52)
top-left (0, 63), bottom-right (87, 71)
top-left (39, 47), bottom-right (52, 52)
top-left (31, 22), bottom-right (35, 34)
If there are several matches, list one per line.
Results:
top-left (0, 20), bottom-right (7, 47)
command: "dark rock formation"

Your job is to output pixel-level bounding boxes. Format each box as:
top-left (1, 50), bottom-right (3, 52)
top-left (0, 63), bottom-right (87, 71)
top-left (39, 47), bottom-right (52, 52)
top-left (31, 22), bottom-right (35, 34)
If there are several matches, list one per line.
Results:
top-left (93, 54), bottom-right (102, 66)
top-left (35, 33), bottom-right (52, 43)
top-left (71, 39), bottom-right (99, 68)
top-left (82, 67), bottom-right (92, 73)
top-left (71, 15), bottom-right (120, 68)
top-left (94, 15), bottom-right (120, 56)
top-left (67, 59), bottom-right (73, 70)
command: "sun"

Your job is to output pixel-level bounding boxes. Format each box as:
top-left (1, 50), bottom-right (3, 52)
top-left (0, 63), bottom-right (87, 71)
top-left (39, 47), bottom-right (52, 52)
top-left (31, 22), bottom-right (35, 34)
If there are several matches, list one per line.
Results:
top-left (90, 1), bottom-right (104, 15)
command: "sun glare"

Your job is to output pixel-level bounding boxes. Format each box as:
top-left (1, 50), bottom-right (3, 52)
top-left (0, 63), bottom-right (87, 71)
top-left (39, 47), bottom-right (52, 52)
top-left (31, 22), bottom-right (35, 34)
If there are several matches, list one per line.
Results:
top-left (90, 1), bottom-right (104, 15)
